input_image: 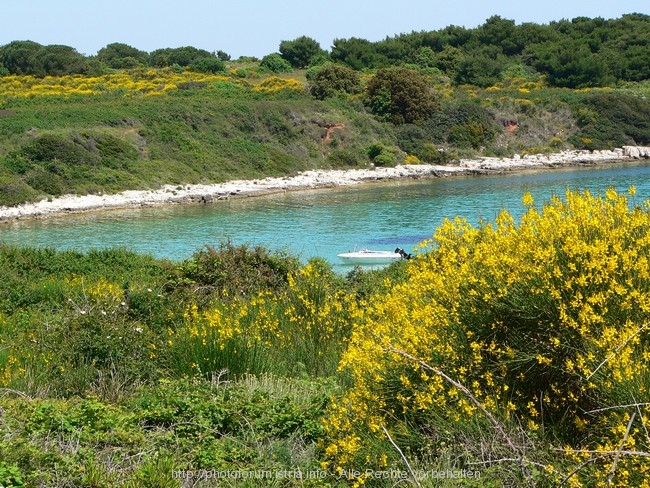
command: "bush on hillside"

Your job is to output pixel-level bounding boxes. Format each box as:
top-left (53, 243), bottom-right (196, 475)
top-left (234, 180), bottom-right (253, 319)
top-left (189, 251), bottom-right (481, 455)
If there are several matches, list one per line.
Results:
top-left (365, 67), bottom-right (439, 124)
top-left (418, 101), bottom-right (498, 149)
top-left (308, 63), bottom-right (361, 100)
top-left (366, 142), bottom-right (395, 166)
top-left (569, 92), bottom-right (650, 149)
top-left (20, 133), bottom-right (101, 166)
top-left (279, 36), bottom-right (325, 69)
top-left (191, 56), bottom-right (226, 74)
top-left (259, 53), bottom-right (293, 74)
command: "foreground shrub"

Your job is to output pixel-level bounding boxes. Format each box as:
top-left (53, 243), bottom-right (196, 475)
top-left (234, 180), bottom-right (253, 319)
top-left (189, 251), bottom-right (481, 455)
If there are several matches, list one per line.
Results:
top-left (171, 242), bottom-right (300, 305)
top-left (324, 188), bottom-right (650, 486)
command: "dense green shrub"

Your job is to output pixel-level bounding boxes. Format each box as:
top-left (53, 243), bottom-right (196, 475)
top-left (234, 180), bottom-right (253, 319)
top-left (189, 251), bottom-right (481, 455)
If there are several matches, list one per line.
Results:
top-left (326, 148), bottom-right (366, 168)
top-left (9, 131), bottom-right (139, 199)
top-left (0, 376), bottom-right (336, 487)
top-left (308, 64), bottom-right (361, 100)
top-left (0, 41), bottom-right (43, 75)
top-left (421, 101), bottom-right (498, 149)
top-left (27, 44), bottom-right (89, 77)
top-left (20, 133), bottom-right (101, 166)
top-left (526, 40), bottom-right (609, 88)
top-left (171, 242), bottom-right (301, 304)
top-left (0, 462), bottom-right (24, 487)
top-left (279, 36), bottom-right (325, 69)
top-left (394, 124), bottom-right (449, 162)
top-left (394, 124), bottom-right (428, 155)
top-left (330, 37), bottom-right (386, 70)
top-left (454, 47), bottom-right (508, 87)
top-left (96, 42), bottom-right (149, 69)
top-left (366, 142), bottom-right (395, 166)
top-left (569, 91), bottom-right (650, 148)
top-left (191, 56), bottom-right (226, 74)
top-left (365, 67), bottom-right (439, 124)
top-left (22, 165), bottom-right (64, 195)
top-left (0, 174), bottom-right (38, 206)
top-left (80, 131), bottom-right (140, 168)
top-left (149, 46), bottom-right (213, 68)
top-left (259, 53), bottom-right (293, 73)
top-left (0, 41), bottom-right (89, 77)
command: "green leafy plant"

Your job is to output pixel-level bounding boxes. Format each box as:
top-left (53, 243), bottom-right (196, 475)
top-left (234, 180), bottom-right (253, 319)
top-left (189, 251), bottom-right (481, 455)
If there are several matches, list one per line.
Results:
top-left (0, 463), bottom-right (24, 487)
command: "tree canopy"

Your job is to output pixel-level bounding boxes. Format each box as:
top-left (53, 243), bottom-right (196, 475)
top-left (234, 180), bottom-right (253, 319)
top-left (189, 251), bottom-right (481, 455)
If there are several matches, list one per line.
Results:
top-left (308, 63), bottom-right (361, 100)
top-left (149, 46), bottom-right (215, 68)
top-left (365, 67), bottom-right (439, 124)
top-left (0, 13), bottom-right (649, 86)
top-left (96, 43), bottom-right (149, 69)
top-left (279, 36), bottom-right (325, 69)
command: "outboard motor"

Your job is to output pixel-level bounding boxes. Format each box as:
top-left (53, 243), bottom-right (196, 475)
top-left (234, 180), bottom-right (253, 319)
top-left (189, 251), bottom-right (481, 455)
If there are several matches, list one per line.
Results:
top-left (394, 248), bottom-right (412, 260)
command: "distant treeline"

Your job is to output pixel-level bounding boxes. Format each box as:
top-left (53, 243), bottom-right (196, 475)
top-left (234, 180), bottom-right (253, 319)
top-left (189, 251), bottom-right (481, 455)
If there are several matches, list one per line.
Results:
top-left (0, 42), bottom-right (233, 77)
top-left (329, 13), bottom-right (650, 87)
top-left (0, 13), bottom-right (648, 88)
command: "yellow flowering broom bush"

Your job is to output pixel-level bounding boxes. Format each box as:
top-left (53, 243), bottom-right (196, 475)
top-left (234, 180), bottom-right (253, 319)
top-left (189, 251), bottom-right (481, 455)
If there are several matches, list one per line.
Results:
top-left (324, 188), bottom-right (650, 486)
top-left (170, 259), bottom-right (361, 377)
top-left (0, 70), bottom-right (255, 98)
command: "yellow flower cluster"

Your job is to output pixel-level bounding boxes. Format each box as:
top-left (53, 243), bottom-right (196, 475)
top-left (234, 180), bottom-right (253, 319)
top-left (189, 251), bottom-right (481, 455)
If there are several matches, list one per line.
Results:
top-left (0, 69), bottom-right (303, 98)
top-left (324, 188), bottom-right (650, 484)
top-left (252, 76), bottom-right (305, 94)
top-left (174, 261), bottom-right (360, 376)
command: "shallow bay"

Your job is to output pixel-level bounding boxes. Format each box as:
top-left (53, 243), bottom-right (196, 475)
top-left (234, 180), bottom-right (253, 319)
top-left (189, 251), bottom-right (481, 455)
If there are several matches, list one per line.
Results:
top-left (1, 161), bottom-right (649, 271)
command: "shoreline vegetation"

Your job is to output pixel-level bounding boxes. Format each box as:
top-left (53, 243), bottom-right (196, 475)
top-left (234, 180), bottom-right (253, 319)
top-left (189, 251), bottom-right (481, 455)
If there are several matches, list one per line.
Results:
top-left (2, 146), bottom-right (649, 222)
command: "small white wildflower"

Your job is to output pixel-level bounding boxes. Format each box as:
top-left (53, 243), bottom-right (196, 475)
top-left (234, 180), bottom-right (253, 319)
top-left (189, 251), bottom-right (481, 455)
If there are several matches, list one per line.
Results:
top-left (135, 327), bottom-right (143, 333)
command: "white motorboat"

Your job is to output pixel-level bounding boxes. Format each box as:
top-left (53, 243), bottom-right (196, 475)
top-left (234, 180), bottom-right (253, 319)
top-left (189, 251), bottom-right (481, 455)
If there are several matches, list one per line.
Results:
top-left (337, 247), bottom-right (410, 265)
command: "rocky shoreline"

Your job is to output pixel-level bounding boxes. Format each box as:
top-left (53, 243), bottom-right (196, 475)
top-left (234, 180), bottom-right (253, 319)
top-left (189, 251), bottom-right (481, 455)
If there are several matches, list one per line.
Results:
top-left (1, 146), bottom-right (649, 222)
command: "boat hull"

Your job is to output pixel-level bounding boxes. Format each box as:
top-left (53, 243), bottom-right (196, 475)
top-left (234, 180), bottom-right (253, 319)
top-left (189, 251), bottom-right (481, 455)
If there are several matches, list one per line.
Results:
top-left (337, 250), bottom-right (404, 265)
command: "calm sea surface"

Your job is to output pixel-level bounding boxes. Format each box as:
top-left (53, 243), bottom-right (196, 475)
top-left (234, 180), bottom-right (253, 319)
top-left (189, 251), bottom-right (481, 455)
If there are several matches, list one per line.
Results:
top-left (1, 161), bottom-right (650, 271)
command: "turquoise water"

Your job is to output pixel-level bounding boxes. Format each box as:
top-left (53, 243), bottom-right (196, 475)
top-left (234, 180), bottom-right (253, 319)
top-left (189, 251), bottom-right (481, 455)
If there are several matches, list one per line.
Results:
top-left (1, 161), bottom-right (649, 271)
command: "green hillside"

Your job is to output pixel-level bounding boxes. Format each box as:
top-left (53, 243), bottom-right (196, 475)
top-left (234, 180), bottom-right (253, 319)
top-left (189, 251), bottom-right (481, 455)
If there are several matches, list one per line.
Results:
top-left (1, 68), bottom-right (648, 208)
top-left (1, 13), bottom-right (649, 207)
